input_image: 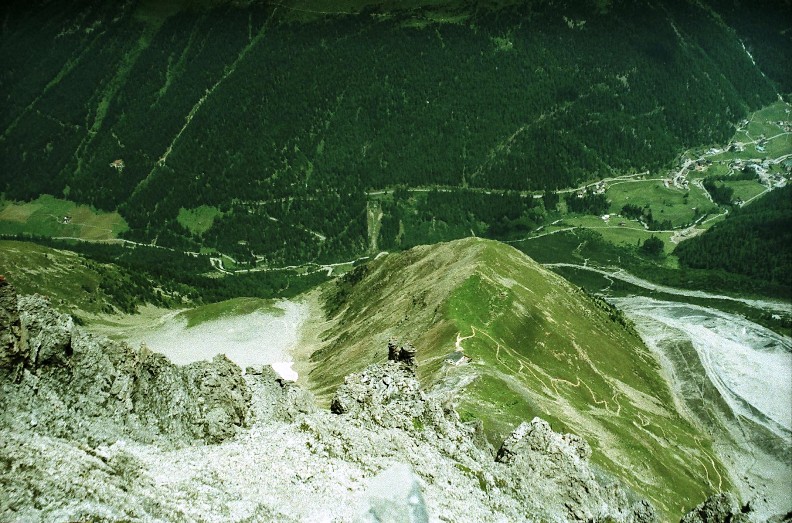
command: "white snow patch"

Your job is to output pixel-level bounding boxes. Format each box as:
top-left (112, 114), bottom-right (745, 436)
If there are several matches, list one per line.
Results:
top-left (271, 362), bottom-right (298, 381)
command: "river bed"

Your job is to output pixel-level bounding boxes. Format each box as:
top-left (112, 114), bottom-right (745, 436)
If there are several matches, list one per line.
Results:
top-left (612, 296), bottom-right (791, 434)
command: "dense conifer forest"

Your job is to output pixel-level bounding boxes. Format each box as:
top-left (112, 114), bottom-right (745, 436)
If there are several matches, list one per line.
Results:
top-left (1, 0), bottom-right (787, 265)
top-left (675, 185), bottom-right (792, 293)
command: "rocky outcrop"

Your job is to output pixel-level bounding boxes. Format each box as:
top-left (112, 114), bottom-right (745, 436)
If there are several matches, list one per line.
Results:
top-left (496, 417), bottom-right (592, 464)
top-left (387, 338), bottom-right (417, 369)
top-left (327, 348), bottom-right (659, 522)
top-left (495, 418), bottom-right (656, 523)
top-left (680, 493), bottom-right (749, 523)
top-left (0, 289), bottom-right (250, 446)
top-left (246, 364), bottom-right (318, 423)
top-left (17, 294), bottom-right (74, 368)
top-left (330, 359), bottom-right (424, 427)
top-left (0, 283), bottom-right (743, 522)
top-left (0, 276), bottom-right (26, 373)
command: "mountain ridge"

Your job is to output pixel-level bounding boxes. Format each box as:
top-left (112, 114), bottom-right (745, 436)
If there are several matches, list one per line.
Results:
top-left (0, 275), bottom-right (663, 521)
top-left (309, 237), bottom-right (731, 518)
top-left (2, 237), bottom-right (785, 520)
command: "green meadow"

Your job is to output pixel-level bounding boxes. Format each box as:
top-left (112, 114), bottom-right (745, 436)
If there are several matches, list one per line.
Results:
top-left (0, 195), bottom-right (127, 240)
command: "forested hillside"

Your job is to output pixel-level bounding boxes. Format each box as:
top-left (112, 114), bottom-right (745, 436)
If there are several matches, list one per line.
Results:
top-left (0, 0), bottom-right (783, 264)
top-left (674, 185), bottom-right (792, 294)
top-left (708, 0), bottom-right (792, 98)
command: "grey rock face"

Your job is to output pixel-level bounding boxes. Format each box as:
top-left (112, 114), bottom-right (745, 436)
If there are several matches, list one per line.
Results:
top-left (680, 493), bottom-right (749, 523)
top-left (496, 418), bottom-right (591, 464)
top-left (1, 292), bottom-right (250, 446)
top-left (18, 294), bottom-right (74, 367)
top-left (0, 277), bottom-right (26, 373)
top-left (495, 418), bottom-right (658, 523)
top-left (246, 365), bottom-right (318, 422)
top-left (330, 360), bottom-right (424, 429)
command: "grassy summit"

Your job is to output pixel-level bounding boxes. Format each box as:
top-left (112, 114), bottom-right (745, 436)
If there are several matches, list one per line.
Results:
top-left (311, 237), bottom-right (730, 519)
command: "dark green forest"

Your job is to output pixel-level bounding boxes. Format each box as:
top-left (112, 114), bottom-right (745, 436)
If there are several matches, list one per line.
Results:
top-left (0, 0), bottom-right (787, 266)
top-left (378, 188), bottom-right (547, 249)
top-left (674, 185), bottom-right (792, 293)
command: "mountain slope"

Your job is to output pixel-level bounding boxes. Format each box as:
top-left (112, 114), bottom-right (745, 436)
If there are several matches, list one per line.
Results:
top-left (0, 240), bottom-right (164, 315)
top-left (0, 277), bottom-right (662, 522)
top-left (0, 0), bottom-right (780, 263)
top-left (310, 237), bottom-right (730, 519)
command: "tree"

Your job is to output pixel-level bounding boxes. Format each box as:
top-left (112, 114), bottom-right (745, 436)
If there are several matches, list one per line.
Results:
top-left (543, 191), bottom-right (559, 211)
top-left (640, 235), bottom-right (664, 256)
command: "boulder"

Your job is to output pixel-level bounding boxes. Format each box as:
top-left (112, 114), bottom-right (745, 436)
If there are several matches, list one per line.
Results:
top-left (360, 463), bottom-right (428, 523)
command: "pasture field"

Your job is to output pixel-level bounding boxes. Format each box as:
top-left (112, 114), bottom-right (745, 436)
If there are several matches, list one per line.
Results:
top-left (560, 215), bottom-right (676, 255)
top-left (177, 205), bottom-right (224, 235)
top-left (0, 195), bottom-right (127, 240)
top-left (723, 180), bottom-right (767, 203)
top-left (605, 180), bottom-right (716, 228)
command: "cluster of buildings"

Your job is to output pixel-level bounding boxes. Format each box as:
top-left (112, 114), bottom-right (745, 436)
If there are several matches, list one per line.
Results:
top-left (591, 181), bottom-right (607, 195)
top-left (731, 158), bottom-right (788, 188)
top-left (574, 181), bottom-right (608, 198)
top-left (109, 159), bottom-right (125, 172)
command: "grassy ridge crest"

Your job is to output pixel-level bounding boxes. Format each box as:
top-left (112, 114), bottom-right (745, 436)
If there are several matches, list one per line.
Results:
top-left (310, 237), bottom-right (730, 519)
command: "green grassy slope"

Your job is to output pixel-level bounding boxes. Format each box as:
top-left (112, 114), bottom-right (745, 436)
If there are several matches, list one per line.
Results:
top-left (175, 296), bottom-right (283, 328)
top-left (0, 240), bottom-right (150, 316)
top-left (0, 195), bottom-right (128, 240)
top-left (311, 237), bottom-right (730, 519)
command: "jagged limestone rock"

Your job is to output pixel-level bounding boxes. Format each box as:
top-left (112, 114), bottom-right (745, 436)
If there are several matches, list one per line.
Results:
top-left (496, 418), bottom-right (591, 464)
top-left (0, 277), bottom-right (26, 374)
top-left (1, 291), bottom-right (250, 446)
top-left (246, 365), bottom-right (318, 422)
top-left (495, 418), bottom-right (658, 523)
top-left (680, 493), bottom-right (749, 523)
top-left (17, 294), bottom-right (74, 367)
top-left (330, 360), bottom-right (425, 429)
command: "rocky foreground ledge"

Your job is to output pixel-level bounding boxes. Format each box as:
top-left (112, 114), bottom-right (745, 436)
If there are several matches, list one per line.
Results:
top-left (0, 277), bottom-right (756, 522)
